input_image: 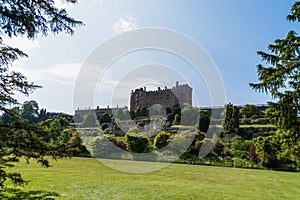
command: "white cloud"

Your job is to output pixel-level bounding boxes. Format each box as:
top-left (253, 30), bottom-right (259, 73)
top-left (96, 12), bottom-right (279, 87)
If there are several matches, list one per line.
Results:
top-left (4, 36), bottom-right (40, 52)
top-left (13, 62), bottom-right (82, 86)
top-left (113, 14), bottom-right (138, 33)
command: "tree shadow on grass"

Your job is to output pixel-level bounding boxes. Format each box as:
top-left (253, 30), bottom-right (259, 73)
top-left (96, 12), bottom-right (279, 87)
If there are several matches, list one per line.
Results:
top-left (0, 188), bottom-right (59, 200)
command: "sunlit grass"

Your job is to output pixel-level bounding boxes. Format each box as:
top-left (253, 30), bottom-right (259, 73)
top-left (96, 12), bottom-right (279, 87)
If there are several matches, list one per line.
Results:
top-left (5, 157), bottom-right (300, 199)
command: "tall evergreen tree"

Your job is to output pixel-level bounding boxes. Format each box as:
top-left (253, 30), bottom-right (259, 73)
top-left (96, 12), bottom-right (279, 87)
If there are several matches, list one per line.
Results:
top-left (222, 103), bottom-right (239, 133)
top-left (0, 0), bottom-right (83, 187)
top-left (250, 1), bottom-right (300, 169)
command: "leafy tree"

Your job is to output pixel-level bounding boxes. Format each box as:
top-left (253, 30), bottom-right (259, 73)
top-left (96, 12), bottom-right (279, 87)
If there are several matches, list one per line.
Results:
top-left (59, 128), bottom-right (73, 144)
top-left (0, 0), bottom-right (82, 187)
top-left (21, 100), bottom-right (39, 124)
top-left (250, 1), bottom-right (300, 169)
top-left (222, 103), bottom-right (239, 133)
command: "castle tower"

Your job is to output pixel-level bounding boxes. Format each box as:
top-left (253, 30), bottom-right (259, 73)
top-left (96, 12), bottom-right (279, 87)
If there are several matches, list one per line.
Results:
top-left (130, 82), bottom-right (192, 111)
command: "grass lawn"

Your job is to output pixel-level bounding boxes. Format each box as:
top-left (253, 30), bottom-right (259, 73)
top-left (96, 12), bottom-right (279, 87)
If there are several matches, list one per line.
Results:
top-left (2, 157), bottom-right (300, 200)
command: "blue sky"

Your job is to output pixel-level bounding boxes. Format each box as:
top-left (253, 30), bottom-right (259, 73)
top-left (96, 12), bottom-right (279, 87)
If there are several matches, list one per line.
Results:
top-left (9, 0), bottom-right (298, 114)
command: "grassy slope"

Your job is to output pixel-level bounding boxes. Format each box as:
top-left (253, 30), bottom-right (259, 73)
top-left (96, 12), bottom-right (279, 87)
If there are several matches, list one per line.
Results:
top-left (5, 157), bottom-right (300, 200)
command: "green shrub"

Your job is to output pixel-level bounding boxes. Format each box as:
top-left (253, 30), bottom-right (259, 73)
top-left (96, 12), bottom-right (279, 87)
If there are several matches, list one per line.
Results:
top-left (92, 135), bottom-right (117, 158)
top-left (125, 133), bottom-right (150, 153)
top-left (154, 131), bottom-right (172, 149)
top-left (167, 131), bottom-right (197, 156)
top-left (222, 136), bottom-right (252, 159)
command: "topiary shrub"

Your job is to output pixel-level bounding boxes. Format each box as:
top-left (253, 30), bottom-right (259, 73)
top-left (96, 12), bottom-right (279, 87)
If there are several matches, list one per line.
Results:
top-left (154, 131), bottom-right (172, 149)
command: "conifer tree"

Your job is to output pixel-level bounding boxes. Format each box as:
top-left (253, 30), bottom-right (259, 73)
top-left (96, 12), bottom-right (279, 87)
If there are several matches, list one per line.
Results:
top-left (222, 103), bottom-right (239, 133)
top-left (0, 0), bottom-right (83, 187)
top-left (250, 1), bottom-right (300, 168)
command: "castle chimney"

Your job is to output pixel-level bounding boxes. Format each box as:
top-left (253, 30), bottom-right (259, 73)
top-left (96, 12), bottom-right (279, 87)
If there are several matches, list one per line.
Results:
top-left (176, 81), bottom-right (179, 87)
top-left (144, 87), bottom-right (146, 91)
top-left (158, 87), bottom-right (161, 90)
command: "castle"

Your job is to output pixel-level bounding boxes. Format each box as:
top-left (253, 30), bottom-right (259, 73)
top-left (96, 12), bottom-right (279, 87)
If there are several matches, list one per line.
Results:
top-left (75, 81), bottom-right (192, 119)
top-left (130, 81), bottom-right (192, 111)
